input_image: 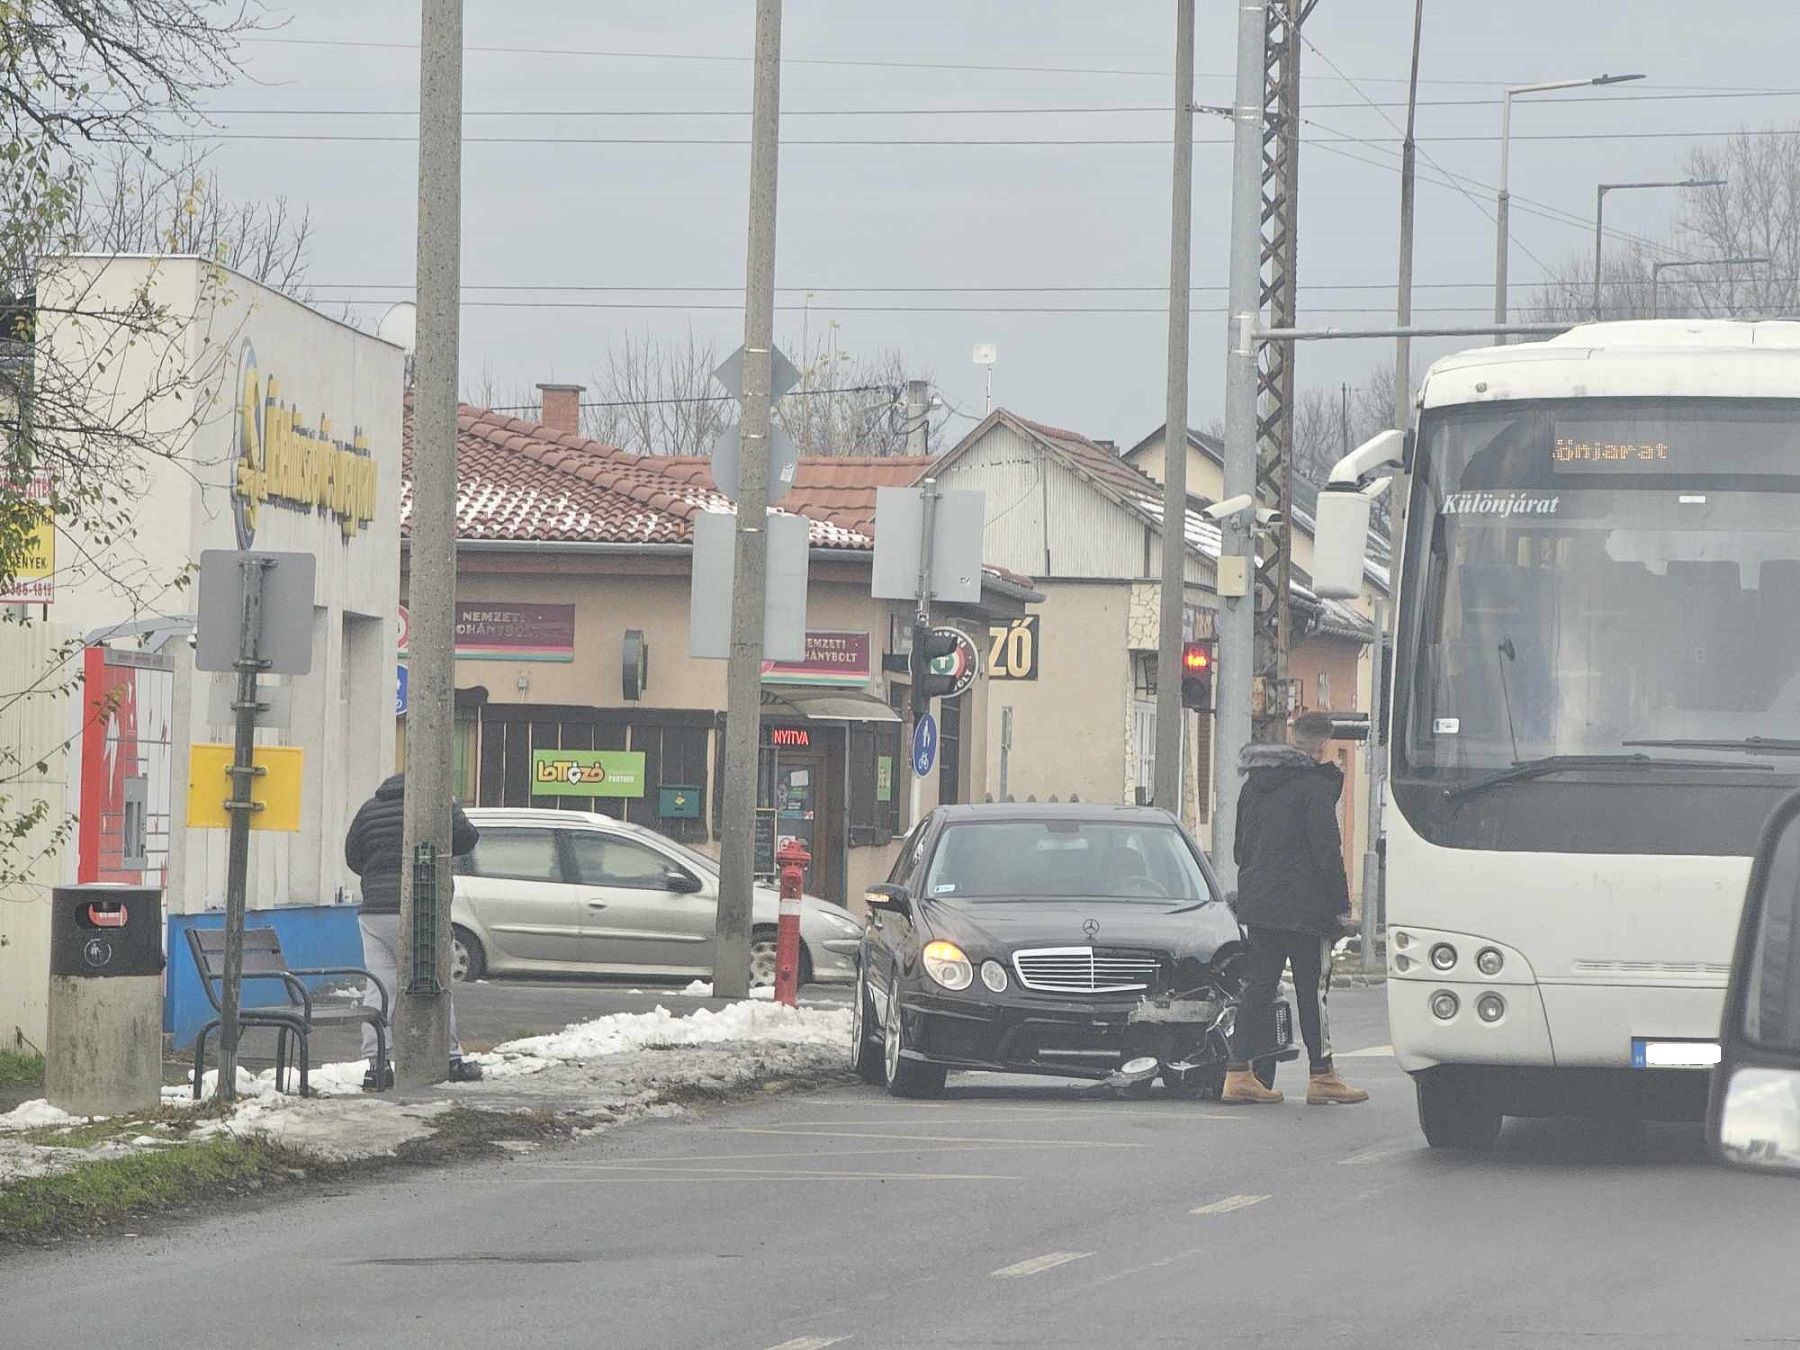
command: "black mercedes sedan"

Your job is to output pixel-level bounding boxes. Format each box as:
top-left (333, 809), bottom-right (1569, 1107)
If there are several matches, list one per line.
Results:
top-left (851, 802), bottom-right (1296, 1098)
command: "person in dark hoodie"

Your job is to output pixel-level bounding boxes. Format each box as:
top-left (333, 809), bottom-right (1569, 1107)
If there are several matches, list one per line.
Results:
top-left (1220, 710), bottom-right (1369, 1106)
top-left (344, 773), bottom-right (483, 1089)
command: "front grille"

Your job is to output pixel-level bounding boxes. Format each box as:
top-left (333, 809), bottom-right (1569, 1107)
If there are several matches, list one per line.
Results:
top-left (1012, 946), bottom-right (1161, 994)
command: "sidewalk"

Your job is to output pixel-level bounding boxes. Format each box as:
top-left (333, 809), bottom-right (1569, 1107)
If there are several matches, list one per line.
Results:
top-left (0, 996), bottom-right (852, 1246)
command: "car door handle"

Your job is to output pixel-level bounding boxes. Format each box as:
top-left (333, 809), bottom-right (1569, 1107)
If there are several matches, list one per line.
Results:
top-left (586, 900), bottom-right (608, 910)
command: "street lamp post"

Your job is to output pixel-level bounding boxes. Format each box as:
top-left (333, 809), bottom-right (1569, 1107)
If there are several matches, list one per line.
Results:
top-left (1649, 255), bottom-right (1769, 319)
top-left (1495, 74), bottom-right (1644, 328)
top-left (1594, 178), bottom-right (1727, 320)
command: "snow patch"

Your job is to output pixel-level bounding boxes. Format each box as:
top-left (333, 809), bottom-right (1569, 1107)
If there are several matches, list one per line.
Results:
top-left (0, 1099), bottom-right (86, 1132)
top-left (677, 980), bottom-right (775, 1000)
top-left (478, 1000), bottom-right (849, 1079)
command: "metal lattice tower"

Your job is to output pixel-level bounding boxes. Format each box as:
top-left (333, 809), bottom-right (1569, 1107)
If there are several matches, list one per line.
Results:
top-left (1253, 0), bottom-right (1308, 737)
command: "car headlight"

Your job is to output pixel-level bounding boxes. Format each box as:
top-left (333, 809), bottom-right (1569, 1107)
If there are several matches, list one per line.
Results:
top-left (817, 907), bottom-right (864, 935)
top-left (922, 940), bottom-right (974, 991)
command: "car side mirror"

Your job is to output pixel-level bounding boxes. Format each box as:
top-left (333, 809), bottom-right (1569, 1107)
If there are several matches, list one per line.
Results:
top-left (864, 883), bottom-right (911, 913)
top-left (1709, 789), bottom-right (1800, 1177)
top-left (664, 867), bottom-right (704, 895)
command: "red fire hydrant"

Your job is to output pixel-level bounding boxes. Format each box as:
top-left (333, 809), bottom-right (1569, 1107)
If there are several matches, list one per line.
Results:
top-left (774, 838), bottom-right (811, 1007)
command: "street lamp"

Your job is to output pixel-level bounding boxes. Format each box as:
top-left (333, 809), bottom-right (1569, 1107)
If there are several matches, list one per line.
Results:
top-left (1495, 74), bottom-right (1645, 327)
top-left (1649, 255), bottom-right (1769, 319)
top-left (1594, 178), bottom-right (1728, 320)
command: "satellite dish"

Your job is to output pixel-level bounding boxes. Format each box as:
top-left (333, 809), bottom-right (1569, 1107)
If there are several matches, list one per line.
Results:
top-left (376, 302), bottom-right (417, 355)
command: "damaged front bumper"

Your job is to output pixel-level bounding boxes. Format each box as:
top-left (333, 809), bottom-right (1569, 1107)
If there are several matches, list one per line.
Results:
top-left (897, 986), bottom-right (1297, 1082)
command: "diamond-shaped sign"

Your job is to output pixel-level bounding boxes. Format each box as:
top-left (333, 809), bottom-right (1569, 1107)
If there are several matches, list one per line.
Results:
top-left (713, 344), bottom-right (802, 403)
top-left (711, 424), bottom-right (800, 504)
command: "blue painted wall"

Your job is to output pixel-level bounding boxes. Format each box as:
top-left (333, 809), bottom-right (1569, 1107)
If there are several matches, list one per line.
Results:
top-left (165, 906), bottom-right (368, 1045)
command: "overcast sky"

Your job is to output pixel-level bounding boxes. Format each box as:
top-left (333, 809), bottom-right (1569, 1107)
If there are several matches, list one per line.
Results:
top-left (207, 1), bottom-right (1800, 448)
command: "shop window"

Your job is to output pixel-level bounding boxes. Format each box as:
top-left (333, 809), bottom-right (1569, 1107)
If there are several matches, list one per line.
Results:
top-left (940, 696), bottom-right (963, 806)
top-left (848, 721), bottom-right (903, 847)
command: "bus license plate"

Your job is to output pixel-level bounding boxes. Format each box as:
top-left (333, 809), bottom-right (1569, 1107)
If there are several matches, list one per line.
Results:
top-left (1631, 1038), bottom-right (1721, 1070)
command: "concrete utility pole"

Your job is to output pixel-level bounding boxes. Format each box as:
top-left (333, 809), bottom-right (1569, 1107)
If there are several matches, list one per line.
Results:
top-left (1153, 0), bottom-right (1195, 821)
top-left (1214, 0), bottom-right (1269, 892)
top-left (395, 0), bottom-right (462, 1086)
top-left (1394, 0), bottom-right (1423, 436)
top-left (905, 379), bottom-right (931, 457)
top-left (715, 0), bottom-right (784, 1001)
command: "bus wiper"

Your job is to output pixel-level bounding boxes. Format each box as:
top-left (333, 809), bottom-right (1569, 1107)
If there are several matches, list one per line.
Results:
top-left (1445, 753), bottom-right (1771, 802)
top-left (1623, 737), bottom-right (1800, 755)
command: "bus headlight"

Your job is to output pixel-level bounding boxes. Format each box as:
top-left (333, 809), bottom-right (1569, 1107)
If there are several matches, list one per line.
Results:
top-left (1430, 990), bottom-right (1460, 1021)
top-left (1429, 943), bottom-right (1458, 971)
top-left (1476, 948), bottom-right (1504, 977)
top-left (1477, 994), bottom-right (1506, 1023)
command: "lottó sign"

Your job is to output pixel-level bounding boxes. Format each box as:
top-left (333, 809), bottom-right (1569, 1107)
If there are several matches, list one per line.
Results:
top-left (530, 749), bottom-right (646, 798)
top-left (230, 342), bottom-right (379, 548)
top-left (986, 616), bottom-right (1039, 681)
top-left (761, 631), bottom-right (871, 687)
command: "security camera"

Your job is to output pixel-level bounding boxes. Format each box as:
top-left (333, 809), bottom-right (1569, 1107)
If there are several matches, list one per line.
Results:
top-left (1202, 493), bottom-right (1254, 523)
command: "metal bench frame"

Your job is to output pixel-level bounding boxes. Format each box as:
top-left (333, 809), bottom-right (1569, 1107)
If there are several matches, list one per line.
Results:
top-left (186, 925), bottom-right (390, 1099)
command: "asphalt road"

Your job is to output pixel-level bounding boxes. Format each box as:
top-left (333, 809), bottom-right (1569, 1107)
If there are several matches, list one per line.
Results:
top-left (10, 988), bottom-right (1798, 1350)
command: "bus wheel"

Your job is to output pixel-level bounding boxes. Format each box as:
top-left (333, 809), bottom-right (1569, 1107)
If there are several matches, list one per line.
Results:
top-left (1416, 1072), bottom-right (1503, 1151)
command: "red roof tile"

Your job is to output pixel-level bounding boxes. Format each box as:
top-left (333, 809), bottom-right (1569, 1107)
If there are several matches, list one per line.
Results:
top-left (402, 403), bottom-right (928, 551)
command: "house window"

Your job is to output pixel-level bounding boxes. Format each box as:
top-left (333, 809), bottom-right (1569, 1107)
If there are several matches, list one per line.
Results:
top-left (939, 696), bottom-right (963, 805)
top-left (1317, 670), bottom-right (1333, 710)
top-left (1132, 700), bottom-right (1157, 806)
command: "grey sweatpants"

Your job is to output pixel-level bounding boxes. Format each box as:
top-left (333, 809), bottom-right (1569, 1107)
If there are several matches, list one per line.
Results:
top-left (359, 913), bottom-right (460, 1061)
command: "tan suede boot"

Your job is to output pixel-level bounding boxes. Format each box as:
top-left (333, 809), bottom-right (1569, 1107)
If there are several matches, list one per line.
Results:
top-left (1306, 1070), bottom-right (1370, 1105)
top-left (1220, 1068), bottom-right (1284, 1104)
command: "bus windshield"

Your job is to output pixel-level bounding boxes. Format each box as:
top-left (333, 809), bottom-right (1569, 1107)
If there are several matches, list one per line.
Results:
top-left (1398, 398), bottom-right (1800, 779)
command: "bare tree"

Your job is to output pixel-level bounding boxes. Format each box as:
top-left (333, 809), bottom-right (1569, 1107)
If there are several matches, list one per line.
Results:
top-left (2, 1), bottom-right (261, 888)
top-left (1529, 124), bottom-right (1800, 323)
top-left (575, 324), bottom-right (926, 457)
top-left (581, 327), bottom-right (731, 458)
top-left (67, 150), bottom-right (315, 298)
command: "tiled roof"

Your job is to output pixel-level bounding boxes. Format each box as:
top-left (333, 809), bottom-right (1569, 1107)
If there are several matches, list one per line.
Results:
top-left (400, 404), bottom-right (874, 550)
top-left (659, 454), bottom-right (932, 537)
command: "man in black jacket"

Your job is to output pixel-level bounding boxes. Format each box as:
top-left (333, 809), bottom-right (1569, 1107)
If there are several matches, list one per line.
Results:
top-left (1221, 711), bottom-right (1369, 1106)
top-left (344, 773), bottom-right (483, 1088)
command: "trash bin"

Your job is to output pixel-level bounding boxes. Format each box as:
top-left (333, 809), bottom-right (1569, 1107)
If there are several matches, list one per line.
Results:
top-left (45, 885), bottom-right (165, 1117)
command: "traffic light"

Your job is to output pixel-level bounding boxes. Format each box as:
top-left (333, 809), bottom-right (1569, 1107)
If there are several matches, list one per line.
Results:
top-left (1181, 639), bottom-right (1215, 712)
top-left (911, 621), bottom-right (963, 718)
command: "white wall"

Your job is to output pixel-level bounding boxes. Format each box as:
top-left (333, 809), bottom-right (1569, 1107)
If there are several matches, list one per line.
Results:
top-left (35, 256), bottom-right (405, 918)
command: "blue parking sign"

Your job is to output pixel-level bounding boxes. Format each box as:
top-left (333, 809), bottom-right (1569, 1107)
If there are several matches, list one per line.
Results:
top-left (396, 664), bottom-right (409, 717)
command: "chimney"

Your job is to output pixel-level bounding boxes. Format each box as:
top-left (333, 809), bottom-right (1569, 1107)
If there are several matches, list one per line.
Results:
top-left (536, 382), bottom-right (584, 435)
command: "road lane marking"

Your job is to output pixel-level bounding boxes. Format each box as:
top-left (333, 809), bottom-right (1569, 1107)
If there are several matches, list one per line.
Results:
top-left (990, 1251), bottom-right (1093, 1279)
top-left (730, 1128), bottom-right (1146, 1147)
top-left (474, 1170), bottom-right (1017, 1183)
top-left (765, 1338), bottom-right (848, 1350)
top-left (1340, 1044), bottom-right (1395, 1058)
top-left (1191, 1193), bottom-right (1271, 1216)
top-left (778, 1113), bottom-right (1098, 1127)
top-left (1339, 1143), bottom-right (1415, 1165)
top-left (535, 1143), bottom-right (1077, 1168)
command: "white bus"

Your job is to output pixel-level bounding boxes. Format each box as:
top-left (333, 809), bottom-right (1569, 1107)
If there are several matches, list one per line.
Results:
top-left (1315, 320), bottom-right (1800, 1148)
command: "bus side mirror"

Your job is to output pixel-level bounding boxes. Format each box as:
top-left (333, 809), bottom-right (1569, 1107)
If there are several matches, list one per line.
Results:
top-left (1709, 790), bottom-right (1800, 1177)
top-left (1314, 430), bottom-right (1406, 601)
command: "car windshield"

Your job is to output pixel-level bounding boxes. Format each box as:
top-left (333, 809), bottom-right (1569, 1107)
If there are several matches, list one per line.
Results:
top-left (1399, 398), bottom-right (1800, 779)
top-left (921, 820), bottom-right (1212, 902)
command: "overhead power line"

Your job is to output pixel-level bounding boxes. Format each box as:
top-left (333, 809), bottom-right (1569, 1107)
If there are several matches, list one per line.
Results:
top-left (182, 127), bottom-right (1800, 147)
top-left (485, 382), bottom-right (891, 413)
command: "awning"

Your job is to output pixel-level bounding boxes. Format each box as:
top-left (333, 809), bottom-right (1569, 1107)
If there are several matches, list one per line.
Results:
top-left (761, 687), bottom-right (902, 724)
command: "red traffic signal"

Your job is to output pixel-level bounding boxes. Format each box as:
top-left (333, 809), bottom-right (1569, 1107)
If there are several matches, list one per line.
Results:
top-left (1181, 640), bottom-right (1215, 712)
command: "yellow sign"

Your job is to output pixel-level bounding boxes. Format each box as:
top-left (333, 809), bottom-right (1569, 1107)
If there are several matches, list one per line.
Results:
top-left (230, 341), bottom-right (378, 547)
top-left (186, 744), bottom-right (304, 832)
top-left (1, 472), bottom-right (55, 604)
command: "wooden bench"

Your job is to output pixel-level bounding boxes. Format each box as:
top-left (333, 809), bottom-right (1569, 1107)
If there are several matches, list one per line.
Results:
top-left (186, 926), bottom-right (390, 1099)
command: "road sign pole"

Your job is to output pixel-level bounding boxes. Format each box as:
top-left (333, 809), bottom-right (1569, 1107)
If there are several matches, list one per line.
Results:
top-left (716, 0), bottom-right (785, 1001)
top-left (908, 478), bottom-right (939, 826)
top-left (215, 555), bottom-right (271, 1101)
